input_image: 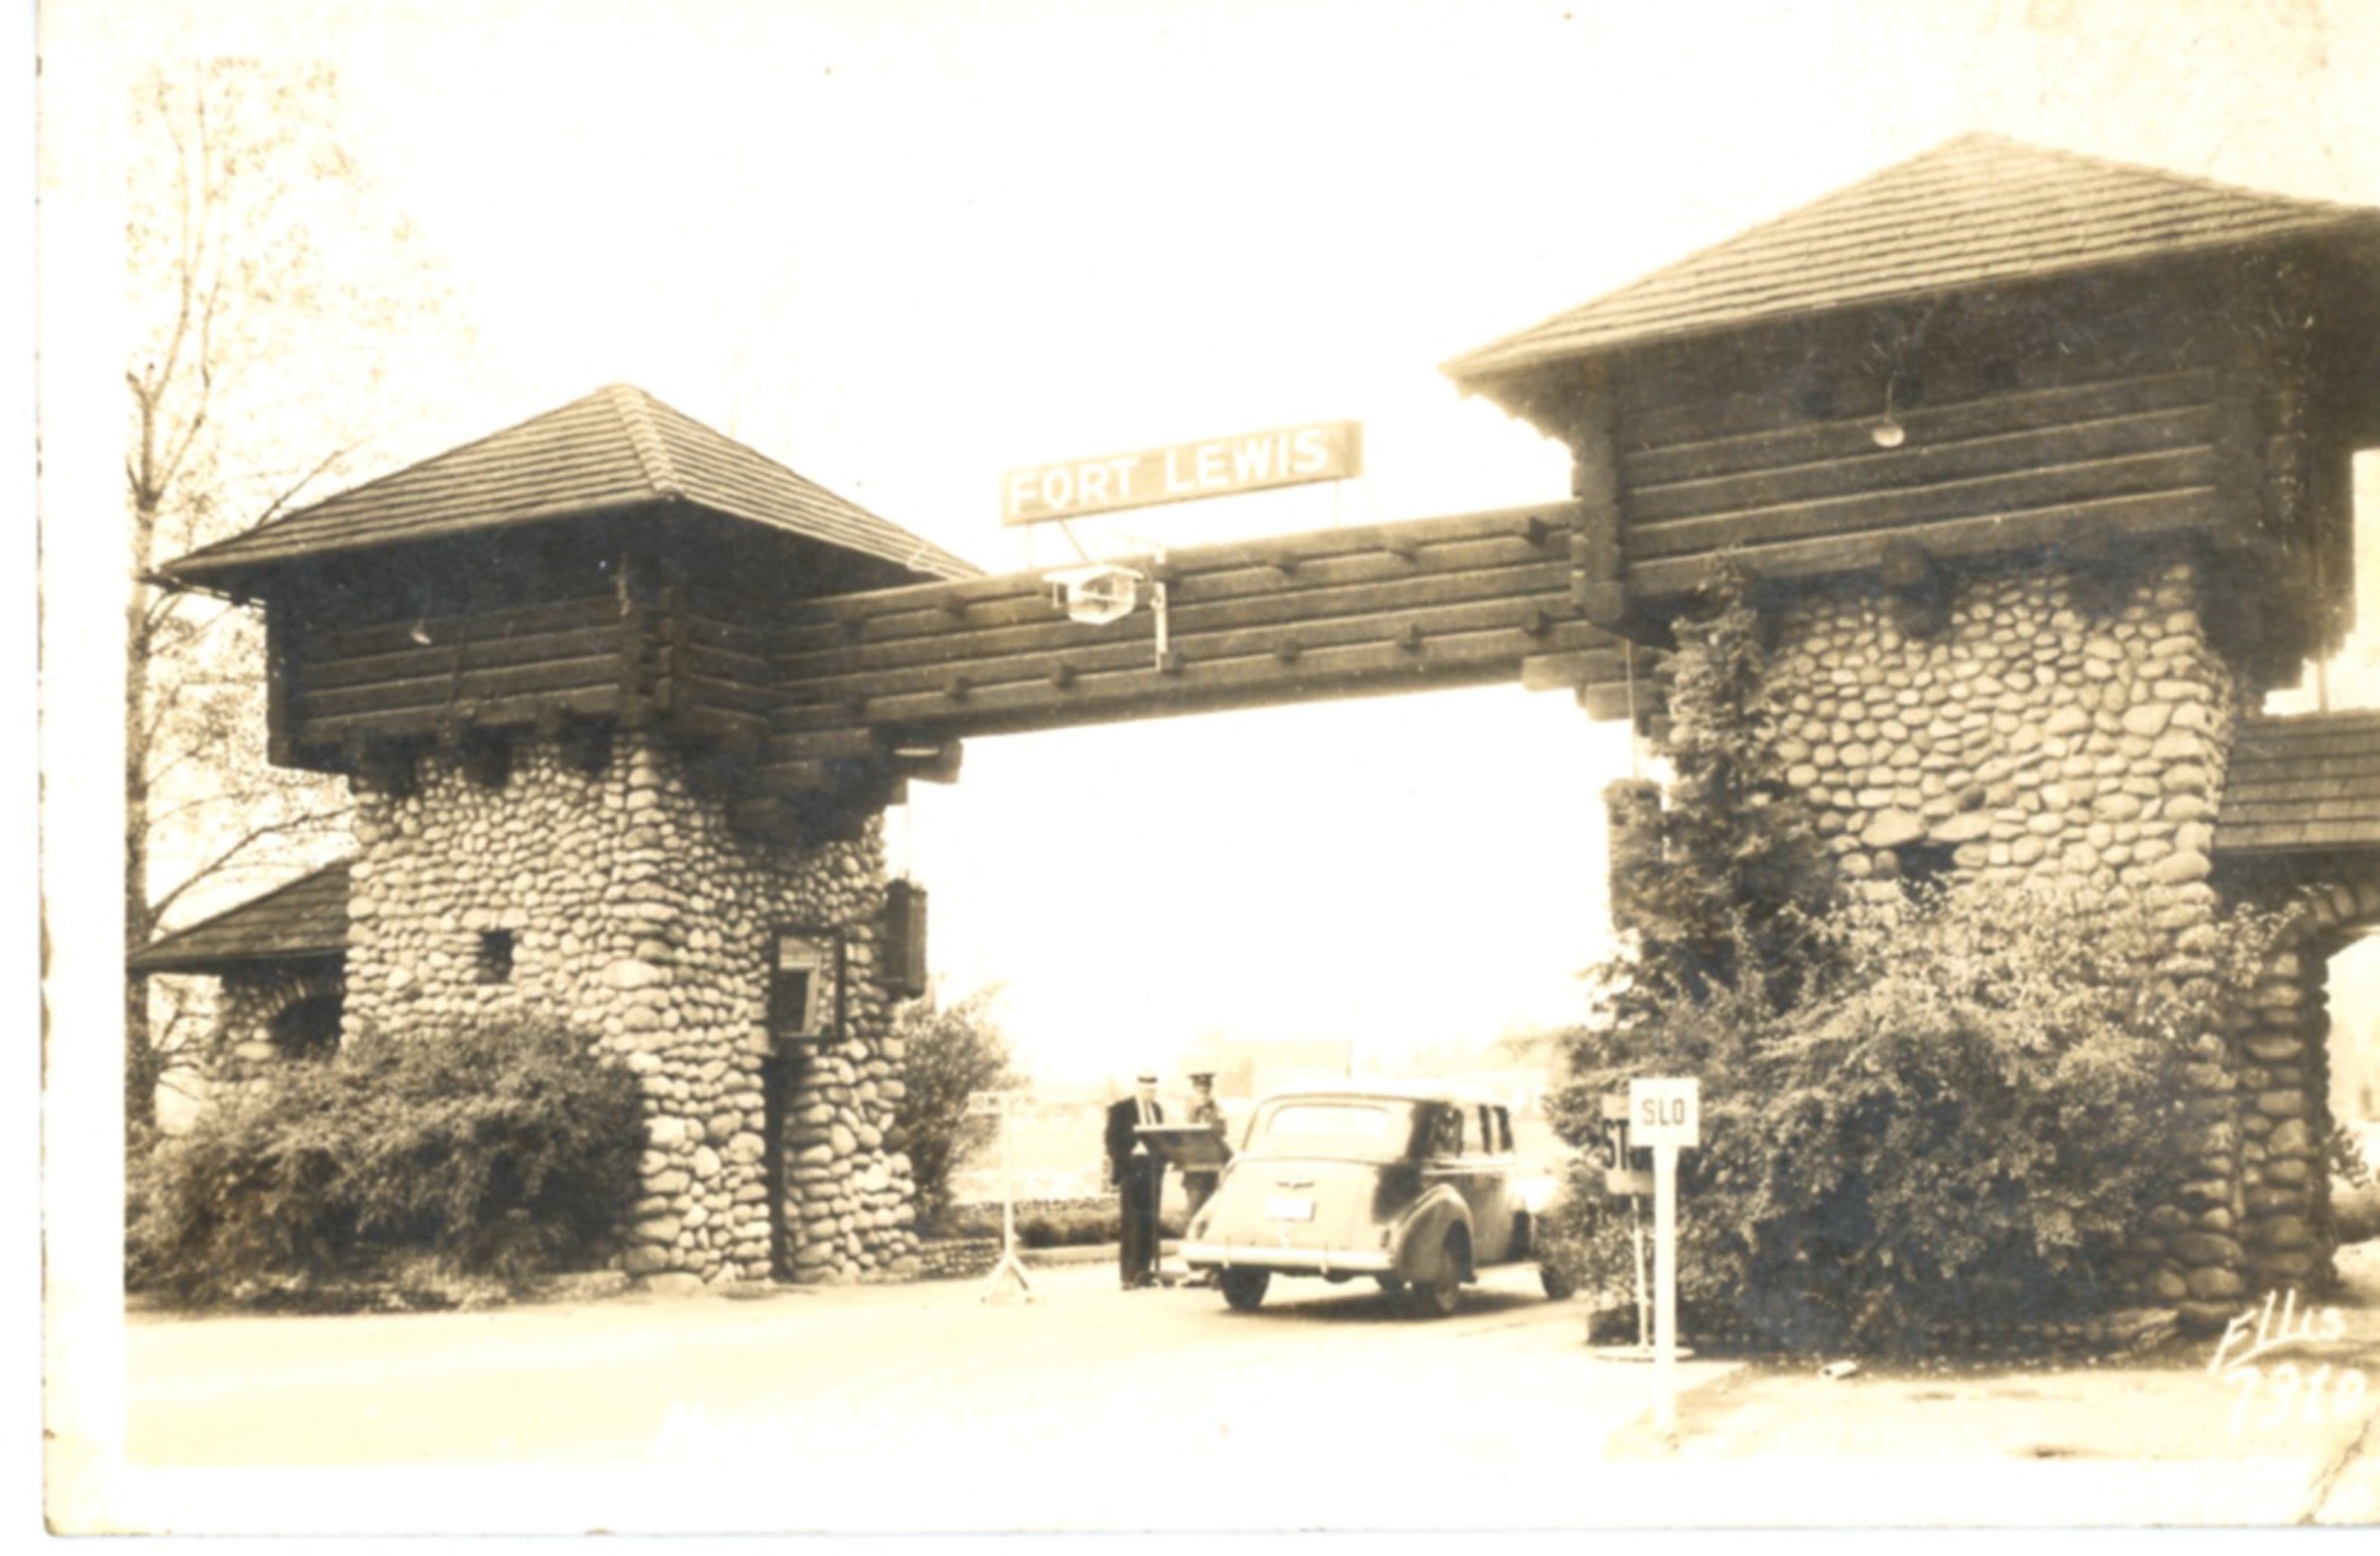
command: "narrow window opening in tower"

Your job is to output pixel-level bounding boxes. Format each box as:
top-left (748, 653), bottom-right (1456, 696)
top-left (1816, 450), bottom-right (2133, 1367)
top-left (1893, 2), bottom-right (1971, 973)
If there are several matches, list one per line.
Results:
top-left (476, 929), bottom-right (516, 985)
top-left (1895, 842), bottom-right (1958, 896)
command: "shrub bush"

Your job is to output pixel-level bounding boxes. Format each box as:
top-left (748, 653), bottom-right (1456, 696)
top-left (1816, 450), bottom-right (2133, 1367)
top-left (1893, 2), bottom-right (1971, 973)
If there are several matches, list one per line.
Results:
top-left (885, 986), bottom-right (1019, 1234)
top-left (1564, 886), bottom-right (2281, 1353)
top-left (930, 1196), bottom-right (1185, 1249)
top-left (128, 1018), bottom-right (644, 1307)
top-left (1549, 566), bottom-right (2278, 1353)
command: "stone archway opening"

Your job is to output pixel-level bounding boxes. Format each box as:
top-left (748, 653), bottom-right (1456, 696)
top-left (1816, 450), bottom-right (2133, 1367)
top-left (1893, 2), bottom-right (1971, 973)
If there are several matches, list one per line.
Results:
top-left (212, 965), bottom-right (349, 1089)
top-left (901, 688), bottom-right (1617, 1097)
top-left (268, 992), bottom-right (345, 1062)
top-left (2332, 934), bottom-right (2380, 1130)
top-left (2227, 872), bottom-right (2380, 1295)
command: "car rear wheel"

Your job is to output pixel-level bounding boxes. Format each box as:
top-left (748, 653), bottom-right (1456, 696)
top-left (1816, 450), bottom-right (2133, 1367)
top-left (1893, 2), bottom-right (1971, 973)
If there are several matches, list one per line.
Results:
top-left (1219, 1268), bottom-right (1270, 1312)
top-left (1405, 1230), bottom-right (1467, 1319)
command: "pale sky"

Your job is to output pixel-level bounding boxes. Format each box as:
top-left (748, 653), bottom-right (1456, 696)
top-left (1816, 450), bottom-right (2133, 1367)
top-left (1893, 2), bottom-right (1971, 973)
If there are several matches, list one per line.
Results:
top-left (41, 0), bottom-right (2380, 1087)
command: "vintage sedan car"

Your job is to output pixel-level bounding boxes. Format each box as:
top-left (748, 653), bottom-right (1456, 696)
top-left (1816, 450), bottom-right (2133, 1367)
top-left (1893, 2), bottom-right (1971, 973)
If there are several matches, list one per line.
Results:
top-left (1178, 1084), bottom-right (1573, 1317)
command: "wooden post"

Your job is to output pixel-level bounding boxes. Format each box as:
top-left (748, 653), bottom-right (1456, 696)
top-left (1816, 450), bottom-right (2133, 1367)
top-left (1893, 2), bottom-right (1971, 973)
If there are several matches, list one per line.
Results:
top-left (653, 583), bottom-right (681, 717)
top-left (459, 729), bottom-right (512, 789)
top-left (616, 550), bottom-right (652, 728)
top-left (1573, 374), bottom-right (1630, 633)
top-left (558, 713), bottom-right (612, 777)
top-left (1879, 538), bottom-right (1948, 638)
top-left (264, 610), bottom-right (296, 767)
top-left (889, 741), bottom-right (963, 785)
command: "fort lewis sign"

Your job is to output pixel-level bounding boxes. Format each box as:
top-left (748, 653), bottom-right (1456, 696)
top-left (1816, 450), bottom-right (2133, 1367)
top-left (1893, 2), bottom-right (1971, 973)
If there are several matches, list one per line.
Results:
top-left (1002, 419), bottom-right (1363, 525)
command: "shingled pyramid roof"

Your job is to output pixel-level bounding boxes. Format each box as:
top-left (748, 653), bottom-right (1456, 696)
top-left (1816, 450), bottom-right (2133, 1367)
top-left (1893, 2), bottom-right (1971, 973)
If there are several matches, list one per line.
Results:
top-left (167, 384), bottom-right (979, 585)
top-left (1446, 134), bottom-right (2380, 385)
top-left (127, 862), bottom-right (350, 974)
top-left (2214, 712), bottom-right (2380, 856)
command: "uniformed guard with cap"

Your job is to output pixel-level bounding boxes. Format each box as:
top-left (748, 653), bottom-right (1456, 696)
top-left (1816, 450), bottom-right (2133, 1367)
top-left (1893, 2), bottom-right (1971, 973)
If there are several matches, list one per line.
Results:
top-left (1180, 1071), bottom-right (1228, 1222)
top-left (1104, 1072), bottom-right (1165, 1288)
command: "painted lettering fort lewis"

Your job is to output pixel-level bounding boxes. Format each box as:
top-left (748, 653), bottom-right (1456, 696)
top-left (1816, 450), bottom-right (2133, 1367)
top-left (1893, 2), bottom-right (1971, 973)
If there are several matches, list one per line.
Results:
top-left (1002, 420), bottom-right (1362, 525)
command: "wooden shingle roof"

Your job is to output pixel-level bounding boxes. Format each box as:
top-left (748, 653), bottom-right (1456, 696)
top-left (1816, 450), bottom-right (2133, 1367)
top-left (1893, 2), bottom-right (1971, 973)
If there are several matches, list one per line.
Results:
top-left (2216, 713), bottom-right (2380, 856)
top-left (1446, 134), bottom-right (2380, 385)
top-left (165, 385), bottom-right (979, 585)
top-left (127, 862), bottom-right (349, 975)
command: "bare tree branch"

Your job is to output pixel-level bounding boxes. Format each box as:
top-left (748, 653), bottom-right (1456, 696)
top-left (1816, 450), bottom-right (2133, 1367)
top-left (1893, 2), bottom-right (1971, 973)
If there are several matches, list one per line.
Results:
top-left (123, 60), bottom-right (478, 1146)
top-left (144, 806), bottom-right (353, 929)
top-left (256, 437), bottom-right (371, 526)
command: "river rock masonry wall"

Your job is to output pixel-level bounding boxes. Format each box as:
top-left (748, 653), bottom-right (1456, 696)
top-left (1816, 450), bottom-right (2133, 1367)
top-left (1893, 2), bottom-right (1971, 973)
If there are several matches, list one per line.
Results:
top-left (1763, 553), bottom-right (2249, 1319)
top-left (340, 731), bottom-right (918, 1285)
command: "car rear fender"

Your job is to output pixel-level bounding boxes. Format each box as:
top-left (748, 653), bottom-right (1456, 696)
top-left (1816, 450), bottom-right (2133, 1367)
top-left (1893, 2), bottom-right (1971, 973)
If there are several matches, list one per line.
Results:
top-left (1391, 1188), bottom-right (1472, 1285)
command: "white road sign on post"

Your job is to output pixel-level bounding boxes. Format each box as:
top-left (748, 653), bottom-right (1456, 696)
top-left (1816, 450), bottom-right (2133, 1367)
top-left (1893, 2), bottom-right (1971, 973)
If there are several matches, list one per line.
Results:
top-left (1629, 1075), bottom-right (1700, 1149)
top-left (1627, 1076), bottom-right (1700, 1435)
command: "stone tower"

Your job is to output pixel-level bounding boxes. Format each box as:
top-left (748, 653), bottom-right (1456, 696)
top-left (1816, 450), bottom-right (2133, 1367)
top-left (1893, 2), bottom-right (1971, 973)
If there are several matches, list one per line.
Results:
top-left (155, 385), bottom-right (974, 1284)
top-left (1448, 135), bottom-right (2380, 1323)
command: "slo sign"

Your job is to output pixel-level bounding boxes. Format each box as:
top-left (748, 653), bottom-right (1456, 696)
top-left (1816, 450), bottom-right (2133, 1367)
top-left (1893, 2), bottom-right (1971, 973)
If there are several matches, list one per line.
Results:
top-left (1628, 1077), bottom-right (1701, 1149)
top-left (1003, 420), bottom-right (1362, 526)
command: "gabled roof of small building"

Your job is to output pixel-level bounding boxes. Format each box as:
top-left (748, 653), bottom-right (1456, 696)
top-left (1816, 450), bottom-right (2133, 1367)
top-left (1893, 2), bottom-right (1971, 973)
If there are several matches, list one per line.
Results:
top-left (127, 862), bottom-right (349, 975)
top-left (2215, 712), bottom-right (2380, 856)
top-left (1446, 134), bottom-right (2380, 385)
top-left (165, 384), bottom-right (980, 585)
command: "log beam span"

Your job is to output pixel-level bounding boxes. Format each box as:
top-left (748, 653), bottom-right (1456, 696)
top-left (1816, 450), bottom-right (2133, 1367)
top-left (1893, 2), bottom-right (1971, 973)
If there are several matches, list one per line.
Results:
top-left (758, 503), bottom-right (1627, 789)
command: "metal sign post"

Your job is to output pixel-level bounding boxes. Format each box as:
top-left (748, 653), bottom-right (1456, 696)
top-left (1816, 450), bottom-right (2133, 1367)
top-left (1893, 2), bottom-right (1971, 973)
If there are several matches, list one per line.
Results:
top-left (970, 1090), bottom-right (1033, 1303)
top-left (1628, 1076), bottom-right (1700, 1436)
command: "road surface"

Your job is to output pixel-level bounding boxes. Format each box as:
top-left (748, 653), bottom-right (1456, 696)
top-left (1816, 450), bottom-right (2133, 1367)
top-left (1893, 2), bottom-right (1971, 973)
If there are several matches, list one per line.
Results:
top-left (105, 1254), bottom-right (2378, 1533)
top-left (115, 1259), bottom-right (1708, 1533)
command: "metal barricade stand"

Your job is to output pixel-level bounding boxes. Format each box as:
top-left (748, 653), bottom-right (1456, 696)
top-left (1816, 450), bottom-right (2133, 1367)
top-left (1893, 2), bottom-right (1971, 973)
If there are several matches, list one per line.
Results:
top-left (971, 1090), bottom-right (1032, 1303)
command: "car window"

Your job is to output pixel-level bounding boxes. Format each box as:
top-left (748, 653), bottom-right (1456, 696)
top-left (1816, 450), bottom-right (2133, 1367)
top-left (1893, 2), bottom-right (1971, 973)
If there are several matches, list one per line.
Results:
top-left (1426, 1106), bottom-right (1465, 1157)
top-left (1251, 1101), bottom-right (1415, 1161)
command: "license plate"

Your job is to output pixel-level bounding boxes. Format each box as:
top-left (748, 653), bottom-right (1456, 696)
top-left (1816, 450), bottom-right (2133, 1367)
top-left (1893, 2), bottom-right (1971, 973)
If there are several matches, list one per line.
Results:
top-left (1266, 1196), bottom-right (1314, 1222)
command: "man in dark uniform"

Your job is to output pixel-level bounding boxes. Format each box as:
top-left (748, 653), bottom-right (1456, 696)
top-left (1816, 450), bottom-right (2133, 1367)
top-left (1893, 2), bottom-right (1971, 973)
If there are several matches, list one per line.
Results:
top-left (1105, 1073), bottom-right (1165, 1288)
top-left (1180, 1071), bottom-right (1228, 1222)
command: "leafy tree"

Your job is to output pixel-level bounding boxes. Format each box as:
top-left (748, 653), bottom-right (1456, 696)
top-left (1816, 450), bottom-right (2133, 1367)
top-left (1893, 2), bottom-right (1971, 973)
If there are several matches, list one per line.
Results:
top-left (1551, 566), bottom-right (1840, 1149)
top-left (124, 60), bottom-right (478, 1144)
top-left (1622, 563), bottom-right (1841, 1004)
top-left (885, 985), bottom-right (1020, 1232)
